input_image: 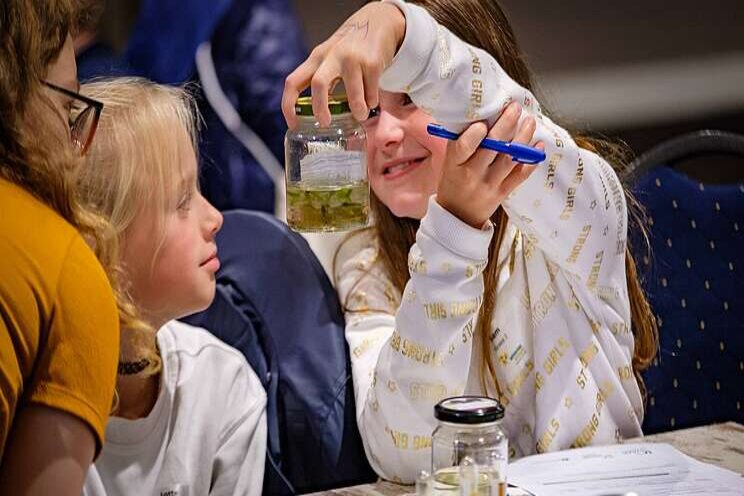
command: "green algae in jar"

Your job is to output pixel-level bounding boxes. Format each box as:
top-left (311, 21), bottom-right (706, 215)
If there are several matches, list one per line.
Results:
top-left (285, 96), bottom-right (369, 232)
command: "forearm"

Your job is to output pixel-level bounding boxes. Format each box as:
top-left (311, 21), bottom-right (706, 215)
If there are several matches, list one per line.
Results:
top-left (0, 406), bottom-right (95, 496)
top-left (382, 0), bottom-right (628, 288)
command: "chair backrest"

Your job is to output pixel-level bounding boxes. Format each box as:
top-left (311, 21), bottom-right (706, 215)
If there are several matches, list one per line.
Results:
top-left (183, 210), bottom-right (375, 494)
top-left (627, 131), bottom-right (744, 434)
top-left (625, 130), bottom-right (744, 183)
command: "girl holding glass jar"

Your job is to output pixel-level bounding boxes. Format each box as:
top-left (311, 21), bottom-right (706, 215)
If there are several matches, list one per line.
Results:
top-left (282, 0), bottom-right (658, 485)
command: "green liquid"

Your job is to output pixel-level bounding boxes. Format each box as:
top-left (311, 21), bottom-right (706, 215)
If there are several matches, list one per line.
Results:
top-left (433, 467), bottom-right (506, 496)
top-left (286, 181), bottom-right (369, 232)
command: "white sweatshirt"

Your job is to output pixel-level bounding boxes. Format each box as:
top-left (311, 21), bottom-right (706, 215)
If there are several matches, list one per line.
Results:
top-left (83, 321), bottom-right (267, 496)
top-left (335, 0), bottom-right (642, 483)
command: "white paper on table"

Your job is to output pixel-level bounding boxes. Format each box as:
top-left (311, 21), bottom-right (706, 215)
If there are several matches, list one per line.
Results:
top-left (507, 443), bottom-right (743, 496)
top-left (402, 488), bottom-right (533, 496)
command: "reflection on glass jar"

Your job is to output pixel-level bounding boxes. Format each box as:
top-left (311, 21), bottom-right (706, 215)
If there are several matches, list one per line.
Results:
top-left (285, 96), bottom-right (369, 232)
top-left (431, 397), bottom-right (508, 496)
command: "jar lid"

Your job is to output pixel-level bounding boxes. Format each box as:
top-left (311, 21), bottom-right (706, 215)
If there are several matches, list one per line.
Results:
top-left (434, 396), bottom-right (505, 424)
top-left (295, 95), bottom-right (351, 116)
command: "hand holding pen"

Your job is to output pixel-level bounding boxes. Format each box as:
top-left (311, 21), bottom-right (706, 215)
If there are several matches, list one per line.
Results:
top-left (428, 123), bottom-right (546, 164)
top-left (436, 102), bottom-right (544, 228)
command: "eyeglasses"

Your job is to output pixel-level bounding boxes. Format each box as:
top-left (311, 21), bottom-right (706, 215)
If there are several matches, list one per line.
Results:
top-left (43, 81), bottom-right (103, 155)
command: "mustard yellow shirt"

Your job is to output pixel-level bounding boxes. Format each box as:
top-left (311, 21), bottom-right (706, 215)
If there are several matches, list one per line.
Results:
top-left (0, 178), bottom-right (120, 461)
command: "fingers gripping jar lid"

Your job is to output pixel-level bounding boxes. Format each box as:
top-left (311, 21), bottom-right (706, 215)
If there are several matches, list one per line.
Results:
top-left (434, 396), bottom-right (505, 424)
top-left (294, 95), bottom-right (352, 116)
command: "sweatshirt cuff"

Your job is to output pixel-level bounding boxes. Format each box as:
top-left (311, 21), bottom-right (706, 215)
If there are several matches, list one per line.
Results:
top-left (420, 196), bottom-right (494, 261)
top-left (380, 0), bottom-right (438, 92)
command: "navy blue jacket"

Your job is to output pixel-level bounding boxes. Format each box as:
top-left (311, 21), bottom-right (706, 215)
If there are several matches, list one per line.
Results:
top-left (184, 211), bottom-right (376, 494)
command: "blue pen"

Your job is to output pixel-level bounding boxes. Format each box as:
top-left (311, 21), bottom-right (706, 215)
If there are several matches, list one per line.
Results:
top-left (427, 123), bottom-right (546, 164)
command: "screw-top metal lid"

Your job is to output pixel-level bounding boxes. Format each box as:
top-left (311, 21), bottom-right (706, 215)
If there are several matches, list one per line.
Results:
top-left (434, 396), bottom-right (505, 424)
top-left (295, 95), bottom-right (352, 117)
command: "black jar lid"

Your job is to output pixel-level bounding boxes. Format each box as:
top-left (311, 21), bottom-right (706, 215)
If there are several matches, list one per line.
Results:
top-left (295, 95), bottom-right (351, 116)
top-left (434, 396), bottom-right (505, 424)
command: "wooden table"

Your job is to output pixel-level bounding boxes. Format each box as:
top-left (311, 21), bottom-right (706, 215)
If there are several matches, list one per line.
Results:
top-left (308, 422), bottom-right (744, 495)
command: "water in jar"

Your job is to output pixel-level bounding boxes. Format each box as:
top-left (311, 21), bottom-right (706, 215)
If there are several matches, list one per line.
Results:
top-left (286, 180), bottom-right (369, 232)
top-left (431, 466), bottom-right (506, 496)
top-left (285, 97), bottom-right (369, 232)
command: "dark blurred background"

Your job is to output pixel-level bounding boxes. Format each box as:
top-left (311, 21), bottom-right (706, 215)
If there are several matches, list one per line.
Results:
top-left (95, 0), bottom-right (744, 182)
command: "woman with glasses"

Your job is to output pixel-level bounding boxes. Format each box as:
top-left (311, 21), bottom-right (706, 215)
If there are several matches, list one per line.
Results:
top-left (0, 2), bottom-right (124, 494)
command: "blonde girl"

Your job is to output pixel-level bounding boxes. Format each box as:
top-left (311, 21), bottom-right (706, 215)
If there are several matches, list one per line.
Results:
top-left (77, 78), bottom-right (267, 496)
top-left (283, 0), bottom-right (658, 482)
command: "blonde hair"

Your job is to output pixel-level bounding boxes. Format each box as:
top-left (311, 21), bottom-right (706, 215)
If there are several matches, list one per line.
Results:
top-left (78, 77), bottom-right (201, 376)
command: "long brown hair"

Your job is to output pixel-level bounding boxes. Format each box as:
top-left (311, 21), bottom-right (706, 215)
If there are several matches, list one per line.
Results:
top-left (0, 1), bottom-right (148, 380)
top-left (345, 0), bottom-right (658, 401)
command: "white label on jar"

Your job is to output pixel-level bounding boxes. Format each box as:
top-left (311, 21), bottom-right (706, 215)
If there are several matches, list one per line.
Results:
top-left (307, 141), bottom-right (343, 154)
top-left (300, 150), bottom-right (366, 184)
top-left (442, 397), bottom-right (500, 412)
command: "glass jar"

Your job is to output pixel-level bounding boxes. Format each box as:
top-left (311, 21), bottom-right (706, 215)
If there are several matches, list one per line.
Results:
top-left (284, 95), bottom-right (369, 232)
top-left (431, 397), bottom-right (507, 496)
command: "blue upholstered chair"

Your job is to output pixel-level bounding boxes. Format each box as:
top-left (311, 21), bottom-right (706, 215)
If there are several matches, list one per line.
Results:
top-left (183, 210), bottom-right (375, 494)
top-left (626, 131), bottom-right (744, 434)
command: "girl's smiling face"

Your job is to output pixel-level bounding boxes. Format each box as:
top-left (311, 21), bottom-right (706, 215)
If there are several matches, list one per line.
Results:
top-left (363, 91), bottom-right (448, 219)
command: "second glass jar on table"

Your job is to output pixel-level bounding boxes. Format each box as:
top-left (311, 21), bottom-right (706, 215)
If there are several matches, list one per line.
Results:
top-left (285, 96), bottom-right (369, 232)
top-left (431, 396), bottom-right (508, 495)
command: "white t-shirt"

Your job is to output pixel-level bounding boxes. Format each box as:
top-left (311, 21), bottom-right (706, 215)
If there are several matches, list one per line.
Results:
top-left (83, 321), bottom-right (267, 496)
top-left (334, 0), bottom-right (643, 483)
